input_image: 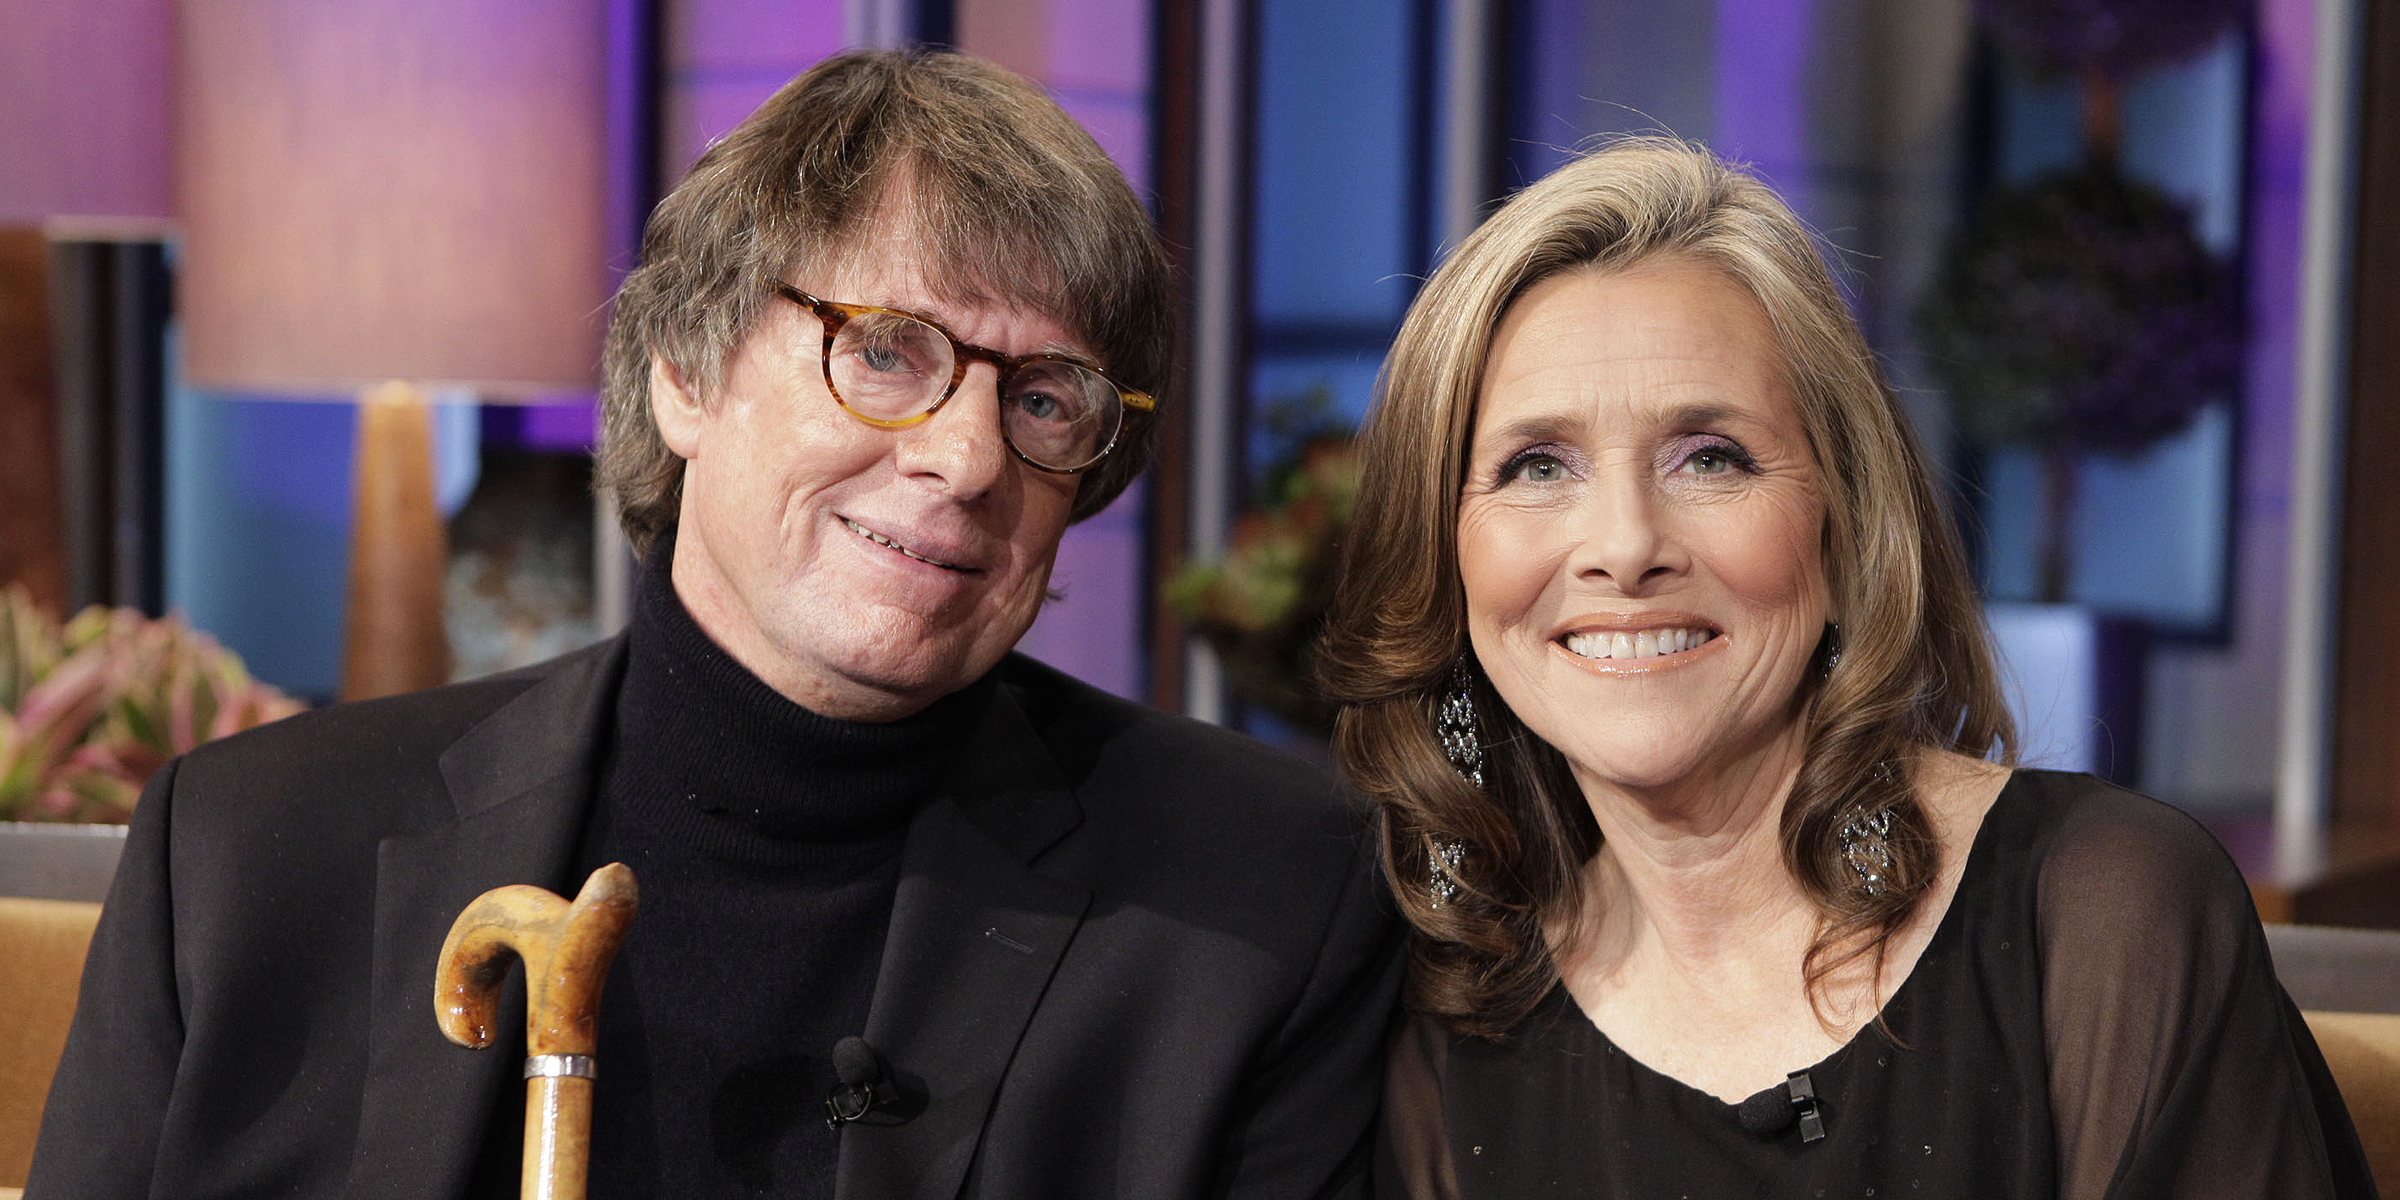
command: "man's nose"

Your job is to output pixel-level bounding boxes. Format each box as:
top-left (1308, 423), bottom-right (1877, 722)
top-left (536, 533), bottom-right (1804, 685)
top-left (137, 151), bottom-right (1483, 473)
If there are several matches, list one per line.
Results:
top-left (893, 364), bottom-right (1011, 499)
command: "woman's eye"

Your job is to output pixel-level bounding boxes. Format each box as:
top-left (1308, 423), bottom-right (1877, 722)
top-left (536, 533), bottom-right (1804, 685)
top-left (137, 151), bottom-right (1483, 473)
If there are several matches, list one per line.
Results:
top-left (1676, 441), bottom-right (1754, 477)
top-left (1498, 451), bottom-right (1567, 483)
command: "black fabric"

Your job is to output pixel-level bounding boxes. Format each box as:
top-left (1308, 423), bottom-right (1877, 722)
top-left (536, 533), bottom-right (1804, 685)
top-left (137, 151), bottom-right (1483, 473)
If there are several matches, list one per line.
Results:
top-left (1378, 770), bottom-right (2377, 1199)
top-left (27, 634), bottom-right (1401, 1200)
top-left (536, 546), bottom-right (990, 1199)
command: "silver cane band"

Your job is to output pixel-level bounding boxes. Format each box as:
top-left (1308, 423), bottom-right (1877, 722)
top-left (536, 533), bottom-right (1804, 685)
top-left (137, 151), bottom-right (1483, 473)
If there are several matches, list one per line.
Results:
top-left (524, 1054), bottom-right (597, 1080)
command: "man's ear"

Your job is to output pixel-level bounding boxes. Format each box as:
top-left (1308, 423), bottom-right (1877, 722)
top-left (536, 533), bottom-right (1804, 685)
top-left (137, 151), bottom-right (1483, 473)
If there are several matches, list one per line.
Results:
top-left (650, 353), bottom-right (705, 459)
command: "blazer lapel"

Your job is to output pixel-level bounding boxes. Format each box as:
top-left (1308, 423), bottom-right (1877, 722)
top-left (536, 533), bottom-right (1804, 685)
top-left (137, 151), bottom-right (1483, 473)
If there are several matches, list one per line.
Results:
top-left (341, 640), bottom-right (626, 1198)
top-left (837, 676), bottom-right (1090, 1200)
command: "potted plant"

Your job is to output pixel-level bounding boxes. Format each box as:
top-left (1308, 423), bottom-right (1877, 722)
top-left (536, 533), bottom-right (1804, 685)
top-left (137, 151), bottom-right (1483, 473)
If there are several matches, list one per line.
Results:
top-left (1167, 390), bottom-right (1361, 740)
top-left (1923, 0), bottom-right (2249, 603)
top-left (0, 584), bottom-right (303, 896)
top-left (1913, 0), bottom-right (2246, 781)
top-left (1917, 164), bottom-right (2239, 602)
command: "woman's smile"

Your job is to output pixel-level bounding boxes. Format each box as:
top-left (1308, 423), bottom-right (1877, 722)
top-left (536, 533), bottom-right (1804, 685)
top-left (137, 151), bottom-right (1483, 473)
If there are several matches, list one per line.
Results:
top-left (1553, 614), bottom-right (1725, 673)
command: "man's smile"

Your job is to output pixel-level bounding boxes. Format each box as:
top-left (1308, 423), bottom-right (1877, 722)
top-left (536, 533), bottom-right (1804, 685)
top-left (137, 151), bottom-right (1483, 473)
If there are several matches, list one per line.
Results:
top-left (839, 516), bottom-right (974, 572)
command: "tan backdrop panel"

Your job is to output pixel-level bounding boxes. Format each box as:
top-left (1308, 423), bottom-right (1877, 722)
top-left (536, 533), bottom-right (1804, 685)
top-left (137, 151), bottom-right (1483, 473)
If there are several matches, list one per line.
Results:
top-left (177, 0), bottom-right (608, 395)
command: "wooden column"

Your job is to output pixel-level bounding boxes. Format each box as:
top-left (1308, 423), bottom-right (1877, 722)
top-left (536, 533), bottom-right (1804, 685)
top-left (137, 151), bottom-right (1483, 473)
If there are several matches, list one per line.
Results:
top-left (1143, 0), bottom-right (1203, 714)
top-left (0, 229), bottom-right (65, 616)
top-left (2333, 0), bottom-right (2400, 833)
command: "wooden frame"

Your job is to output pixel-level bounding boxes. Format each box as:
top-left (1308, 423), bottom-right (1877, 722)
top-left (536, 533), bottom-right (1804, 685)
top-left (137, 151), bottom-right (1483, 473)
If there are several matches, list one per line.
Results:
top-left (2333, 0), bottom-right (2400, 832)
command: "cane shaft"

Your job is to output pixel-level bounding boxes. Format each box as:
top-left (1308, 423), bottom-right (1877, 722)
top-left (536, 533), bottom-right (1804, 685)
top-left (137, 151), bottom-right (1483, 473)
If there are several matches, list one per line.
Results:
top-left (523, 1074), bottom-right (593, 1200)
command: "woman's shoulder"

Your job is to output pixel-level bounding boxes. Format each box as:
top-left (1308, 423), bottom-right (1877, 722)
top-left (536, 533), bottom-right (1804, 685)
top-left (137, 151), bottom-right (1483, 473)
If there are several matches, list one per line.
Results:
top-left (1979, 768), bottom-right (2259, 952)
top-left (1989, 769), bottom-right (2238, 874)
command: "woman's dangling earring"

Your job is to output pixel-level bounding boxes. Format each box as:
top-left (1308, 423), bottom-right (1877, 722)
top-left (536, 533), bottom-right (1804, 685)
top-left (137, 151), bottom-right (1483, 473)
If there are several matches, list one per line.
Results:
top-left (1428, 657), bottom-right (1482, 908)
top-left (1428, 836), bottom-right (1466, 908)
top-left (1435, 658), bottom-right (1485, 790)
top-left (1820, 622), bottom-right (1843, 680)
top-left (1839, 805), bottom-right (1893, 896)
top-left (1840, 761), bottom-right (1897, 896)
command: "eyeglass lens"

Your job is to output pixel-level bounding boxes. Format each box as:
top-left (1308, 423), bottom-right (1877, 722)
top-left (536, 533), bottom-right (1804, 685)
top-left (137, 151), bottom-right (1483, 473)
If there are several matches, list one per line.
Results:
top-left (829, 310), bottom-right (1123, 471)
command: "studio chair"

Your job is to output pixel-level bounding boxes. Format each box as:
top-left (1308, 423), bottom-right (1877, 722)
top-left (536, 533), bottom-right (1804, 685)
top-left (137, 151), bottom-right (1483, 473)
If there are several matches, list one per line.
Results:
top-left (2269, 922), bottom-right (2400, 1193)
top-left (0, 897), bottom-right (102, 1198)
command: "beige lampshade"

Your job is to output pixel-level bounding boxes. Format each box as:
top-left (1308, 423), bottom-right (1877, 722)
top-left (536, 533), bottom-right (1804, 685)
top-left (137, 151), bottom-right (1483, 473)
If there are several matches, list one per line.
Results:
top-left (0, 2), bottom-right (173, 223)
top-left (176, 0), bottom-right (609, 396)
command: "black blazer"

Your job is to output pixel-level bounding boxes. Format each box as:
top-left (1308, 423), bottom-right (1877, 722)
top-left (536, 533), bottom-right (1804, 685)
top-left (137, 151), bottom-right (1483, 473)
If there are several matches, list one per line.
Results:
top-left (28, 640), bottom-right (1400, 1199)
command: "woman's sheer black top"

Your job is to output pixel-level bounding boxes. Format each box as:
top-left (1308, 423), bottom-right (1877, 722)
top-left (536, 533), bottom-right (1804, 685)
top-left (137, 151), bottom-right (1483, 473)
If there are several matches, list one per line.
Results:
top-left (1378, 770), bottom-right (2377, 1199)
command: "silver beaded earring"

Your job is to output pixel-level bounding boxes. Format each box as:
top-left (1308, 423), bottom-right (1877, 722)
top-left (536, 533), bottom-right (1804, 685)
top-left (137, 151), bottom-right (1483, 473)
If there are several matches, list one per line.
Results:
top-left (1840, 760), bottom-right (1899, 896)
top-left (1838, 806), bottom-right (1893, 896)
top-left (1820, 623), bottom-right (1843, 680)
top-left (1435, 659), bottom-right (1485, 790)
top-left (1428, 659), bottom-right (1482, 908)
top-left (1833, 758), bottom-right (1891, 902)
top-left (1429, 837), bottom-right (1466, 908)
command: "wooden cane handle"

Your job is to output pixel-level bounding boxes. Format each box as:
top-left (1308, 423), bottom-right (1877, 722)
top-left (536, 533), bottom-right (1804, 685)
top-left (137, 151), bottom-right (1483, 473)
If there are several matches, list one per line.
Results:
top-left (435, 863), bottom-right (639, 1055)
top-left (433, 864), bottom-right (638, 1200)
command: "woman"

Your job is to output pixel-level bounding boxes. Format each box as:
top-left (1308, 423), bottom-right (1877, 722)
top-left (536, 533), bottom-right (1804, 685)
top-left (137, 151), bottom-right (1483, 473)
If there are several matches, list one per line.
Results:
top-left (1319, 138), bottom-right (2373, 1198)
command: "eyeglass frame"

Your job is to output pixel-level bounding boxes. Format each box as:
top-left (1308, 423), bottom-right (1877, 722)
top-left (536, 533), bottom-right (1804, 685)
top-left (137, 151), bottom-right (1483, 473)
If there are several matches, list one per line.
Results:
top-left (772, 283), bottom-right (1157, 476)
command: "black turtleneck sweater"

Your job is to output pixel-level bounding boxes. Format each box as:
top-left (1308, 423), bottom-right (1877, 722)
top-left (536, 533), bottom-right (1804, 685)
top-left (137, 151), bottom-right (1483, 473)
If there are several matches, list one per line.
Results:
top-left (557, 535), bottom-right (994, 1199)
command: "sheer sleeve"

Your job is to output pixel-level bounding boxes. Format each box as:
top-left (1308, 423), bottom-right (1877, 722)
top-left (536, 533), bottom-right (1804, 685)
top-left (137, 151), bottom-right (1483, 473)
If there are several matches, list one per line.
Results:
top-left (2034, 785), bottom-right (2374, 1198)
top-left (1375, 1010), bottom-right (1462, 1200)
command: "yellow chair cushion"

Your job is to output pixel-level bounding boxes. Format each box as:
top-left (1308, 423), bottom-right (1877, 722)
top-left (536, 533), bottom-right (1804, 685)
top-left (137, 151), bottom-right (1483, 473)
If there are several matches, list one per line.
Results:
top-left (0, 897), bottom-right (101, 1189)
top-left (2307, 1009), bottom-right (2400, 1196)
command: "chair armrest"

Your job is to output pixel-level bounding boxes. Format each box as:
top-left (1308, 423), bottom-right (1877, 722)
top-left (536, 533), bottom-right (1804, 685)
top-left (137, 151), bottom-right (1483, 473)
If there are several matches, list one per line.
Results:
top-left (0, 897), bottom-right (103, 1188)
top-left (2305, 1009), bottom-right (2400, 1196)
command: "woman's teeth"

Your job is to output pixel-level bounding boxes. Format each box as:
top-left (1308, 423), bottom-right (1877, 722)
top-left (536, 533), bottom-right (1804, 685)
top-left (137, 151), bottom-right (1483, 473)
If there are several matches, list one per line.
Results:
top-left (1563, 628), bottom-right (1712, 661)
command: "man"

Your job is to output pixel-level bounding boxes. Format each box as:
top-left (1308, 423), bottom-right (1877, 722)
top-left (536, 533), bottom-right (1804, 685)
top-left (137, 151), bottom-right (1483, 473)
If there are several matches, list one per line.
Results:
top-left (30, 51), bottom-right (1397, 1199)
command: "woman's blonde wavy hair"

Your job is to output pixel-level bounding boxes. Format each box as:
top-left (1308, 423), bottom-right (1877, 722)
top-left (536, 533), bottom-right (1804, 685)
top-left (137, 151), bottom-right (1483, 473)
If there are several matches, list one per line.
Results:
top-left (1318, 137), bottom-right (2014, 1037)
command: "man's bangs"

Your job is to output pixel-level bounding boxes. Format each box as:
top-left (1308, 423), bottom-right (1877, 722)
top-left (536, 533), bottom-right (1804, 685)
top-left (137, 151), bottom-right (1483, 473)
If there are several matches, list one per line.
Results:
top-left (925, 224), bottom-right (1083, 342)
top-left (808, 174), bottom-right (1087, 350)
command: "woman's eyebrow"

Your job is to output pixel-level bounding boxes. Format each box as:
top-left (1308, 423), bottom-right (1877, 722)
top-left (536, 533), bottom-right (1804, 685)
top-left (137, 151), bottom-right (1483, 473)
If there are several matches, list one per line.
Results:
top-left (1478, 413), bottom-right (1581, 449)
top-left (1662, 401), bottom-right (1784, 434)
top-left (1667, 402), bottom-right (1740, 427)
